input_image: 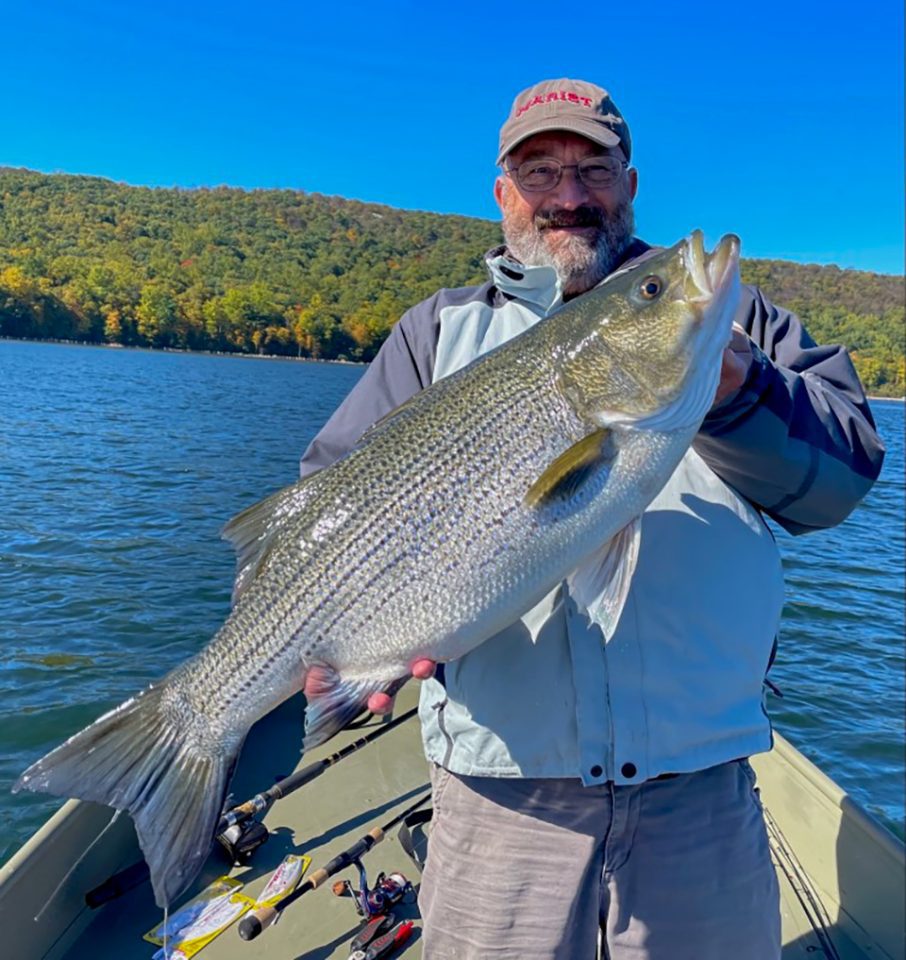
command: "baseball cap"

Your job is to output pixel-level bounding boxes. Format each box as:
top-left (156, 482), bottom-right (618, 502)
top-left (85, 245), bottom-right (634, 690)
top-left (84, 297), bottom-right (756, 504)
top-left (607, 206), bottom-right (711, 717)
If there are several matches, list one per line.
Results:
top-left (497, 78), bottom-right (631, 165)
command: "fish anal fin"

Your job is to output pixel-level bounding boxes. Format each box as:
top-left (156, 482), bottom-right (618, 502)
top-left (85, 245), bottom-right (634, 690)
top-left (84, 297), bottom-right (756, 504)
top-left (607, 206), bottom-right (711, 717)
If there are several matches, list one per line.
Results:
top-left (302, 667), bottom-right (408, 751)
top-left (525, 428), bottom-right (615, 507)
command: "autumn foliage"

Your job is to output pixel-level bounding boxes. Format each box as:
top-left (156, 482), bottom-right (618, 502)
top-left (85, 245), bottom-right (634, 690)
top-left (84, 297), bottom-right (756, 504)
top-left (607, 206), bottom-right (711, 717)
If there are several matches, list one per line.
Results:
top-left (1, 168), bottom-right (902, 394)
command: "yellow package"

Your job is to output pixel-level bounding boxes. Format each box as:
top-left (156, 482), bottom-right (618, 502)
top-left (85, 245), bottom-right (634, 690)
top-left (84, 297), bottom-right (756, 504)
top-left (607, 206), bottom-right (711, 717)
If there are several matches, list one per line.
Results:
top-left (144, 876), bottom-right (254, 958)
top-left (254, 853), bottom-right (311, 908)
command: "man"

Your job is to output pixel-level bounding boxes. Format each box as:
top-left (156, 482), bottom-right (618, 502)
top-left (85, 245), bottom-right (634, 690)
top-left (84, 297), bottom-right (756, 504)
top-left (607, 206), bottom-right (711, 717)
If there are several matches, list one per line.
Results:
top-left (300, 79), bottom-right (884, 959)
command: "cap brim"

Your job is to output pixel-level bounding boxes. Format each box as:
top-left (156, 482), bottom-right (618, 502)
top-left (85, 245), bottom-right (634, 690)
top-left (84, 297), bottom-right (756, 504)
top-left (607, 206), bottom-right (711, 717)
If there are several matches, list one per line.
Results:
top-left (497, 117), bottom-right (622, 165)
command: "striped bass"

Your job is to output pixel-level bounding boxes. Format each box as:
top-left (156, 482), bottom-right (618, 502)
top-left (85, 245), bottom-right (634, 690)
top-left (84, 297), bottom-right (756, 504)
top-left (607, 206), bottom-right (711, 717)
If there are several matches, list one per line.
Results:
top-left (15, 231), bottom-right (741, 908)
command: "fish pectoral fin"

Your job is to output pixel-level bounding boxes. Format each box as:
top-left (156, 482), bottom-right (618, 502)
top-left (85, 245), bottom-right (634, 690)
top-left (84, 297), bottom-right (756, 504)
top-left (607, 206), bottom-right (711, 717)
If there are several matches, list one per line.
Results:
top-left (525, 428), bottom-right (616, 507)
top-left (222, 476), bottom-right (319, 605)
top-left (567, 517), bottom-right (641, 640)
top-left (302, 668), bottom-right (408, 751)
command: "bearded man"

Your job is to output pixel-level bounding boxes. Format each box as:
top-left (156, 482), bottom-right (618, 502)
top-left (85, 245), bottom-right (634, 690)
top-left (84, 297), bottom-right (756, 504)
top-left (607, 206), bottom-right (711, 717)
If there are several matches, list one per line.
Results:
top-left (299, 80), bottom-right (883, 959)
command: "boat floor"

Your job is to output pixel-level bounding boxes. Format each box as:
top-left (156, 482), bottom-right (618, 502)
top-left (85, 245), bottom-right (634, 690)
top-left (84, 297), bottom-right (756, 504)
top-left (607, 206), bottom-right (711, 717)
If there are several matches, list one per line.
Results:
top-left (1, 684), bottom-right (902, 959)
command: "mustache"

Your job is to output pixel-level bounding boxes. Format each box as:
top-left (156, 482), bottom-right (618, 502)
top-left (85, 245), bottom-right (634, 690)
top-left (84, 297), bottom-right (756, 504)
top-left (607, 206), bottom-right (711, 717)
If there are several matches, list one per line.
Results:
top-left (534, 206), bottom-right (606, 230)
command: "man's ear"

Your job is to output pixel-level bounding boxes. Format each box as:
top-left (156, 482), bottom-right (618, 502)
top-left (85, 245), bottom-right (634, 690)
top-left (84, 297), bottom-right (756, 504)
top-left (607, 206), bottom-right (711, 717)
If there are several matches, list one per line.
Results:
top-left (627, 166), bottom-right (638, 201)
top-left (494, 175), bottom-right (506, 212)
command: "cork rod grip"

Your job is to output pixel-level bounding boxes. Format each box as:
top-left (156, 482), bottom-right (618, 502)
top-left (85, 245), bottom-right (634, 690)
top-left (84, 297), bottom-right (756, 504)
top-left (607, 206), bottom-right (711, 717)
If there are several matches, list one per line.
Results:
top-left (237, 904), bottom-right (277, 941)
top-left (307, 867), bottom-right (331, 889)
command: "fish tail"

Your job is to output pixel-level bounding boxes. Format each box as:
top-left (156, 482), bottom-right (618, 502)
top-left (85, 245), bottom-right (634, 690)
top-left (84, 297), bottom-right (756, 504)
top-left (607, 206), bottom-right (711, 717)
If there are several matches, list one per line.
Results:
top-left (14, 684), bottom-right (236, 908)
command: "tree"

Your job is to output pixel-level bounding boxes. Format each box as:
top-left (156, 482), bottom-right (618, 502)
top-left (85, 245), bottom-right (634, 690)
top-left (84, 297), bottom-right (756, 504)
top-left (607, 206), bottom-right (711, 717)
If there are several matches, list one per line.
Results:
top-left (0, 265), bottom-right (37, 300)
top-left (103, 309), bottom-right (123, 343)
top-left (136, 283), bottom-right (178, 346)
top-left (291, 293), bottom-right (338, 359)
top-left (342, 291), bottom-right (403, 360)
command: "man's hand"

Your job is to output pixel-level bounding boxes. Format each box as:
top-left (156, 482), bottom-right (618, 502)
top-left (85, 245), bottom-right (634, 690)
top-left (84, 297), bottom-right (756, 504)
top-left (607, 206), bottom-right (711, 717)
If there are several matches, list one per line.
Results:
top-left (367, 659), bottom-right (436, 714)
top-left (302, 659), bottom-right (437, 717)
top-left (713, 323), bottom-right (753, 408)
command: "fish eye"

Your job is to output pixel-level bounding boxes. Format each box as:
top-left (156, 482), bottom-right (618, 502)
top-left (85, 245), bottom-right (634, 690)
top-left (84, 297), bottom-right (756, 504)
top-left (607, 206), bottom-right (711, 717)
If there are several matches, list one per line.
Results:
top-left (639, 276), bottom-right (662, 300)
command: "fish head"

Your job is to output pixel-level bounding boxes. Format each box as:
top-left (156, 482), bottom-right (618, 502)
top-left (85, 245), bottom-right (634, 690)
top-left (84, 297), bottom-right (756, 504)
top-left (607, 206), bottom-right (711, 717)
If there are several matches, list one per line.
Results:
top-left (556, 231), bottom-right (741, 429)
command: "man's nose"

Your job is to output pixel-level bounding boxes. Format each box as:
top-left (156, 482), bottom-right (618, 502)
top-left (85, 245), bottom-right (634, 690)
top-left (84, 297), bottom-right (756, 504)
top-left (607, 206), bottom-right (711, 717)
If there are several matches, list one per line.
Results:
top-left (547, 167), bottom-right (590, 208)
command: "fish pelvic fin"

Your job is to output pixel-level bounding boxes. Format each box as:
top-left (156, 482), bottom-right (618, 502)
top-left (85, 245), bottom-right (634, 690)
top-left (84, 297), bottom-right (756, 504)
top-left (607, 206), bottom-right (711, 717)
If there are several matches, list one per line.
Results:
top-left (525, 428), bottom-right (616, 507)
top-left (567, 517), bottom-right (641, 640)
top-left (13, 684), bottom-right (236, 909)
top-left (302, 669), bottom-right (408, 751)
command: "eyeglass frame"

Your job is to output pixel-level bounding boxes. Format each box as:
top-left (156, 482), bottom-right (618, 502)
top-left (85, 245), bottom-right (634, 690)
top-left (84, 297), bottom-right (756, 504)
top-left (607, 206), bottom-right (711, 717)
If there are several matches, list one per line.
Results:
top-left (504, 155), bottom-right (629, 193)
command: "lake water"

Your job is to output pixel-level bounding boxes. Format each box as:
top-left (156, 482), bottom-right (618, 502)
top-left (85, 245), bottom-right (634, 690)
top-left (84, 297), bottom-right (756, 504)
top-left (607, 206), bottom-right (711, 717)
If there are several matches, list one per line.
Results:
top-left (0, 339), bottom-right (903, 867)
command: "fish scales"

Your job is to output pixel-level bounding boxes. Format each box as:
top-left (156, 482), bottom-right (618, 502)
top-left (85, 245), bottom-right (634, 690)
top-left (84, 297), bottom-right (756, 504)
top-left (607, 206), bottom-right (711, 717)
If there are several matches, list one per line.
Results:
top-left (209, 359), bottom-right (576, 694)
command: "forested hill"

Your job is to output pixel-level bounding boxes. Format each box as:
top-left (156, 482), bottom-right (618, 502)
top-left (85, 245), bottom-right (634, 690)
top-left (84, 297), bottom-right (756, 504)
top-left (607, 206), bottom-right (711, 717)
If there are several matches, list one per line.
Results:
top-left (1, 167), bottom-right (903, 395)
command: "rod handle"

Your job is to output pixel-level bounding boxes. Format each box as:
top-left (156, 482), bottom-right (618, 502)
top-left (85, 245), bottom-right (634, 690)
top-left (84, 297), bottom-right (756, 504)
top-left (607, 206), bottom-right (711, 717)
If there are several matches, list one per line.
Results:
top-left (238, 904), bottom-right (277, 941)
top-left (306, 866), bottom-right (331, 889)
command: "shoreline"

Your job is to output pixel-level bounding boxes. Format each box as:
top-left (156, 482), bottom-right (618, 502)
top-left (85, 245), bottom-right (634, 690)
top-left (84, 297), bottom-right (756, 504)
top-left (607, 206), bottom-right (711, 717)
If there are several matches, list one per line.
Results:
top-left (0, 335), bottom-right (368, 366)
top-left (3, 336), bottom-right (905, 400)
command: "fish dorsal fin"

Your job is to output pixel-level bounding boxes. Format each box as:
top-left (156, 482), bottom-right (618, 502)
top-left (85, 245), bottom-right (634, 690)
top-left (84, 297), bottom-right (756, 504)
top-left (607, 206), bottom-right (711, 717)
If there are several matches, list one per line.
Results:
top-left (567, 517), bottom-right (641, 640)
top-left (354, 393), bottom-right (421, 449)
top-left (222, 477), bottom-right (318, 605)
top-left (525, 428), bottom-right (615, 507)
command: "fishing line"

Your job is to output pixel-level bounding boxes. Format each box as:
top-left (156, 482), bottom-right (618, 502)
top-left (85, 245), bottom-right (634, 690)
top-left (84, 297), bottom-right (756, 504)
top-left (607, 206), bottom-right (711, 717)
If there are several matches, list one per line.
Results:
top-left (34, 810), bottom-right (124, 922)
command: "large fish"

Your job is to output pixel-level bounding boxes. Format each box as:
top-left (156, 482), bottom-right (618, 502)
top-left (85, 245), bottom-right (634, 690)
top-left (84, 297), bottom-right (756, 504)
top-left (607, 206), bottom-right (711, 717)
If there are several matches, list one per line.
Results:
top-left (15, 231), bottom-right (740, 908)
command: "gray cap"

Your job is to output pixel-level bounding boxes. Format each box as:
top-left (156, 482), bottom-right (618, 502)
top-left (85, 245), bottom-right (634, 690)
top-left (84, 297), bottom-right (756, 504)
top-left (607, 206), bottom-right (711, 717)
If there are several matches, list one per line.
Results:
top-left (497, 78), bottom-right (631, 165)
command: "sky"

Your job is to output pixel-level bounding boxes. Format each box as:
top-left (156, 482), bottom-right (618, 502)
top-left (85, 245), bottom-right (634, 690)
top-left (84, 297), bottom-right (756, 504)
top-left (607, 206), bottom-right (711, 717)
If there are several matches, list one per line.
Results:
top-left (2, 0), bottom-right (904, 275)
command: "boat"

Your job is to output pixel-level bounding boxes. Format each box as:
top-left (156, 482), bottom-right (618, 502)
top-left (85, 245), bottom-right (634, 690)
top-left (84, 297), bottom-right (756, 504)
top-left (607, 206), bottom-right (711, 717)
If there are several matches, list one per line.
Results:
top-left (1, 683), bottom-right (903, 960)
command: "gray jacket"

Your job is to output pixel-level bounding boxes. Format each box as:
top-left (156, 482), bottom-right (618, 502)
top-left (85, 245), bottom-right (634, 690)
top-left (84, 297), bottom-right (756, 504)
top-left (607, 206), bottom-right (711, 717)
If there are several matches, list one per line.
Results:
top-left (300, 241), bottom-right (885, 783)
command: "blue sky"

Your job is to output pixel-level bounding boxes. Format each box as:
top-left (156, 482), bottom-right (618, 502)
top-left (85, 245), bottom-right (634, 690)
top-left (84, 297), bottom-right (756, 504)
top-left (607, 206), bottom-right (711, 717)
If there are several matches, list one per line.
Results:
top-left (3, 1), bottom-right (903, 274)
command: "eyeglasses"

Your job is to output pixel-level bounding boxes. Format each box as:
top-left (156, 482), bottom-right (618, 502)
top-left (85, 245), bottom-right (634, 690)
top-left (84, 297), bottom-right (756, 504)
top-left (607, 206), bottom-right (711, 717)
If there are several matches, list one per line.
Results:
top-left (507, 156), bottom-right (627, 192)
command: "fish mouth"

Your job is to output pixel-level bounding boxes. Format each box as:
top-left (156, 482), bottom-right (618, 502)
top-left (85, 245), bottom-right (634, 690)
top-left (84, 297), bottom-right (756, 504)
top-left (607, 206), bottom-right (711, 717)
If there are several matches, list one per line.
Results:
top-left (683, 231), bottom-right (740, 302)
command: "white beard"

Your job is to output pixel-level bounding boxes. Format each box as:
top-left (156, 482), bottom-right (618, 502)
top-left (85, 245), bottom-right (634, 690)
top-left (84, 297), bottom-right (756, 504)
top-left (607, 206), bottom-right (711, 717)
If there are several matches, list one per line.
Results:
top-left (503, 198), bottom-right (635, 297)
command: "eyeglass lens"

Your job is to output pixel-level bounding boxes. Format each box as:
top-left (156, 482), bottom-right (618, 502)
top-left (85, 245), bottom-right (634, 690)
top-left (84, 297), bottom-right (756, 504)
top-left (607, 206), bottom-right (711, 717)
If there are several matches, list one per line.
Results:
top-left (515, 157), bottom-right (624, 191)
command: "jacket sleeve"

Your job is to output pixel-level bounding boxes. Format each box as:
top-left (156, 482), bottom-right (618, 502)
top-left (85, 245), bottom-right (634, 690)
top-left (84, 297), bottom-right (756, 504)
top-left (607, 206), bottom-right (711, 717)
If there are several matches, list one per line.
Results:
top-left (299, 298), bottom-right (440, 477)
top-left (693, 285), bottom-right (886, 535)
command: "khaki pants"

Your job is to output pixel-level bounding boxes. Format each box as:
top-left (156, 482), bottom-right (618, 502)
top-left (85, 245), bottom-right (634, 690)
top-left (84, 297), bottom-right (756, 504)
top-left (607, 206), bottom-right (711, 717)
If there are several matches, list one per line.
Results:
top-left (418, 761), bottom-right (780, 959)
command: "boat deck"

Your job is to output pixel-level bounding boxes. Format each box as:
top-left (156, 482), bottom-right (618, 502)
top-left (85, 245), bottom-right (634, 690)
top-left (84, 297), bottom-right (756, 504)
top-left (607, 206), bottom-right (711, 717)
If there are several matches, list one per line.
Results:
top-left (1, 684), bottom-right (902, 959)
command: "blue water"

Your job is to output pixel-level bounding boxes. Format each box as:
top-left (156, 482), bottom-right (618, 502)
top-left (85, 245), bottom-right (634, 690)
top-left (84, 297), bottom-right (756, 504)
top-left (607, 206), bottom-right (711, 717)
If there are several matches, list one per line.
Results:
top-left (0, 339), bottom-right (903, 867)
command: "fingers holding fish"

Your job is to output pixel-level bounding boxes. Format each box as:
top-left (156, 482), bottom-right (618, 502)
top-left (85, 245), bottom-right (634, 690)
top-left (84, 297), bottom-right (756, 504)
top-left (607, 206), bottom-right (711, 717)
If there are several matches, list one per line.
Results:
top-left (303, 660), bottom-right (436, 715)
top-left (712, 323), bottom-right (754, 407)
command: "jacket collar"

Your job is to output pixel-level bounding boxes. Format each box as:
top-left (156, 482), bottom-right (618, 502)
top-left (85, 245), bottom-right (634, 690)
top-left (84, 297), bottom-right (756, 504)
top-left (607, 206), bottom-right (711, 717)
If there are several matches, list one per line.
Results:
top-left (485, 238), bottom-right (654, 313)
top-left (484, 246), bottom-right (562, 311)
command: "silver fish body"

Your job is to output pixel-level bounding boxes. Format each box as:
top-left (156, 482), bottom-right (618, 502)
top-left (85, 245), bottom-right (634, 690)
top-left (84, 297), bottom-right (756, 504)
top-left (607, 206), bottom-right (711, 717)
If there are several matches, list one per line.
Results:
top-left (15, 231), bottom-right (741, 907)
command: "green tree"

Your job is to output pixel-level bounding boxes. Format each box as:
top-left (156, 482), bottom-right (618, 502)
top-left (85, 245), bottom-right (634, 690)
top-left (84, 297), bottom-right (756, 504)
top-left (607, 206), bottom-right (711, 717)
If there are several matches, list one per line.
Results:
top-left (291, 293), bottom-right (338, 359)
top-left (136, 283), bottom-right (178, 346)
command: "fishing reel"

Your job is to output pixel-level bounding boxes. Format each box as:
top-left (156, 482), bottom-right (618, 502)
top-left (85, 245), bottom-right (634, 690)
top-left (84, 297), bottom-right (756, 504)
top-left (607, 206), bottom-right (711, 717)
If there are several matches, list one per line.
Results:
top-left (216, 819), bottom-right (270, 864)
top-left (333, 863), bottom-right (414, 918)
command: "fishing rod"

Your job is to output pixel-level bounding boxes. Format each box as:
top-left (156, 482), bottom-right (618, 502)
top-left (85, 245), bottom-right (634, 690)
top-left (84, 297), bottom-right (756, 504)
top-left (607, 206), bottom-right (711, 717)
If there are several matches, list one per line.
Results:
top-left (238, 789), bottom-right (433, 942)
top-left (216, 706), bottom-right (419, 858)
top-left (84, 706), bottom-right (419, 908)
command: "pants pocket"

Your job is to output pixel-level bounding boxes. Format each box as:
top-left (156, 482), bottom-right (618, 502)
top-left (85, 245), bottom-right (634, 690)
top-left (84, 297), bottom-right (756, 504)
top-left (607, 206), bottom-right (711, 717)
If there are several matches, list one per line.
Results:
top-left (429, 763), bottom-right (453, 819)
top-left (739, 758), bottom-right (765, 813)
